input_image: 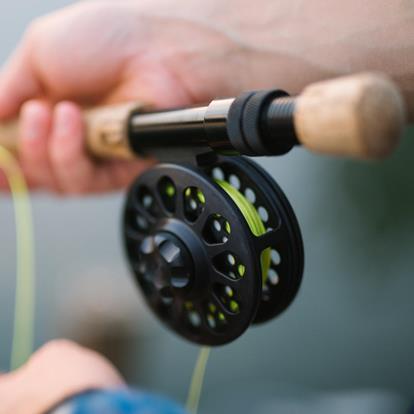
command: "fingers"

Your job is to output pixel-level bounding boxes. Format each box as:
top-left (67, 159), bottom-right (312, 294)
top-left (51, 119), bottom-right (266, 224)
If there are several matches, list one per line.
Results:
top-left (0, 99), bottom-right (152, 194)
top-left (19, 101), bottom-right (55, 190)
top-left (49, 102), bottom-right (100, 194)
top-left (48, 102), bottom-right (155, 194)
top-left (17, 101), bottom-right (102, 194)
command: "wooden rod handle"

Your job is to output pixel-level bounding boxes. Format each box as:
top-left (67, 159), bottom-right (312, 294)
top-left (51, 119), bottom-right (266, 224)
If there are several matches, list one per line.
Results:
top-left (0, 102), bottom-right (144, 160)
top-left (294, 72), bottom-right (406, 159)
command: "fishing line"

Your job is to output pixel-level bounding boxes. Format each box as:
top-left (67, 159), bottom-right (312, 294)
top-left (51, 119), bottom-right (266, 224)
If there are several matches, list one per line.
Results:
top-left (216, 179), bottom-right (271, 283)
top-left (186, 347), bottom-right (211, 414)
top-left (185, 178), bottom-right (272, 414)
top-left (0, 146), bottom-right (35, 370)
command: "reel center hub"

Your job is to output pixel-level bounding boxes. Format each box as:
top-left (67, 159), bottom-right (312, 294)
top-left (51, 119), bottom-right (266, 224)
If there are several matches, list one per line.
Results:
top-left (140, 218), bottom-right (212, 303)
top-left (140, 231), bottom-right (194, 297)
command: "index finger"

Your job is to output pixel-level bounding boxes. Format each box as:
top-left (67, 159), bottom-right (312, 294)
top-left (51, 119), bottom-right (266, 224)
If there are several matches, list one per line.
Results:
top-left (0, 30), bottom-right (42, 120)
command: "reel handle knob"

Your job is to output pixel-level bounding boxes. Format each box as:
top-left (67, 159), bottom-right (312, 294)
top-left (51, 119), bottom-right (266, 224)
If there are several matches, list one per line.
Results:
top-left (294, 73), bottom-right (406, 159)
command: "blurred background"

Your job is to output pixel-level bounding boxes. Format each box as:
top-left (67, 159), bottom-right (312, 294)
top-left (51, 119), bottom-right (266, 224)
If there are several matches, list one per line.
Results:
top-left (0, 2), bottom-right (413, 414)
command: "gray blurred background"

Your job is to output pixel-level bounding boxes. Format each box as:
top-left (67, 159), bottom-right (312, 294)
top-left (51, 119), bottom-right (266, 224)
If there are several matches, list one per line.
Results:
top-left (0, 1), bottom-right (413, 413)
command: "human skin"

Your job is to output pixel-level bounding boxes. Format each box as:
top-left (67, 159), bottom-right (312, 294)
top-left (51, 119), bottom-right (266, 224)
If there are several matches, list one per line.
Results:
top-left (0, 0), bottom-right (412, 193)
top-left (0, 340), bottom-right (125, 414)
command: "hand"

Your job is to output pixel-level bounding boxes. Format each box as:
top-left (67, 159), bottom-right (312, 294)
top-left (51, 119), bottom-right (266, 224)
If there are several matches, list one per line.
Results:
top-left (0, 340), bottom-right (125, 414)
top-left (0, 1), bottom-right (246, 194)
top-left (1, 0), bottom-right (412, 195)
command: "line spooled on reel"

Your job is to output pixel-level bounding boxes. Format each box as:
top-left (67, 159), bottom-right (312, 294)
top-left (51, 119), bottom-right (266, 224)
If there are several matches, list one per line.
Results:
top-left (0, 73), bottom-right (406, 346)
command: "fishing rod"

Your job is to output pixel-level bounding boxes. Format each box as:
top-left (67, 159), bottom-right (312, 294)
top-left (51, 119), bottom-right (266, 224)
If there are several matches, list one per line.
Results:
top-left (0, 72), bottom-right (406, 346)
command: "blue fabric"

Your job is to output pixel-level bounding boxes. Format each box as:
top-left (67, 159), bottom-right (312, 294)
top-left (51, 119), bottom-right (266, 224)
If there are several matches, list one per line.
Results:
top-left (58, 389), bottom-right (187, 414)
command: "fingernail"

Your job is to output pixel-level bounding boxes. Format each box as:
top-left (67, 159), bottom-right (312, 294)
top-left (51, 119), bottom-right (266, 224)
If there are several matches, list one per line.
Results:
top-left (22, 103), bottom-right (44, 140)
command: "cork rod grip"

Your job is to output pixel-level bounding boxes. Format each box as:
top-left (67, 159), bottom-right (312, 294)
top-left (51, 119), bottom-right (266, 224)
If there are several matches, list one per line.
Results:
top-left (294, 73), bottom-right (406, 159)
top-left (0, 102), bottom-right (143, 160)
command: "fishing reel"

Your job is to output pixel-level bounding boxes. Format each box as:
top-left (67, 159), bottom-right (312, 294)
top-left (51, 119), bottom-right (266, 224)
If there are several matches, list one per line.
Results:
top-left (123, 155), bottom-right (303, 346)
top-left (120, 86), bottom-right (308, 346)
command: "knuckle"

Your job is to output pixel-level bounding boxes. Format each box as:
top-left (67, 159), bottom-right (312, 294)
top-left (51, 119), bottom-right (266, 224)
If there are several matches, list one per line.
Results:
top-left (25, 18), bottom-right (44, 40)
top-left (20, 99), bottom-right (37, 114)
top-left (27, 339), bottom-right (79, 367)
top-left (41, 339), bottom-right (77, 354)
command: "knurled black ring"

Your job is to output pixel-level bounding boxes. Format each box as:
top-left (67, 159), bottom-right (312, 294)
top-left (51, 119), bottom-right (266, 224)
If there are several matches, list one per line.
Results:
top-left (241, 90), bottom-right (289, 155)
top-left (226, 92), bottom-right (257, 156)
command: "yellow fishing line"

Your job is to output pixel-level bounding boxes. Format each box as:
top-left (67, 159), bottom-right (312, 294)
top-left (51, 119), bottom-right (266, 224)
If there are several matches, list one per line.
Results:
top-left (0, 146), bottom-right (35, 370)
top-left (186, 347), bottom-right (211, 414)
top-left (216, 180), bottom-right (271, 283)
top-left (185, 180), bottom-right (272, 413)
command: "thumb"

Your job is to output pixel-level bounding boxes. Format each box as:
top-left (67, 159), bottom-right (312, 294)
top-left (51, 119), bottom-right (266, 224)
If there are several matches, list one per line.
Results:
top-left (0, 37), bottom-right (42, 120)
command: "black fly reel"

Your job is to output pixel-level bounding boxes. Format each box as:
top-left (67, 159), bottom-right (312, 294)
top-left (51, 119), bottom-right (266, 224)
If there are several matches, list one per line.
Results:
top-left (123, 156), bottom-right (304, 346)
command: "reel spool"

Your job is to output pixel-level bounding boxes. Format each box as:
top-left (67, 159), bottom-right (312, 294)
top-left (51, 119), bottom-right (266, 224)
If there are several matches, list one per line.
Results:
top-left (123, 156), bottom-right (303, 346)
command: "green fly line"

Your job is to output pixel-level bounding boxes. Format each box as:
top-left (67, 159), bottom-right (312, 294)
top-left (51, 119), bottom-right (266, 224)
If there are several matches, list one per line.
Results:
top-left (186, 179), bottom-right (271, 414)
top-left (216, 180), bottom-right (271, 283)
top-left (186, 347), bottom-right (211, 414)
top-left (0, 146), bottom-right (35, 371)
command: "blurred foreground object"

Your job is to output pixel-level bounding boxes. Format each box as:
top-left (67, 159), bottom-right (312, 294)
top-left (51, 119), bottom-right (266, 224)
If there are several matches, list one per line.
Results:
top-left (0, 340), bottom-right (124, 414)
